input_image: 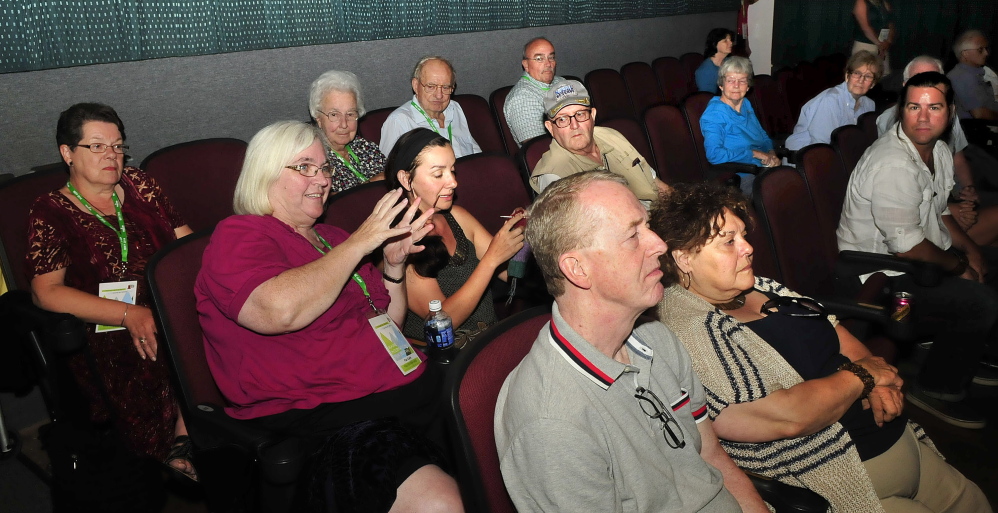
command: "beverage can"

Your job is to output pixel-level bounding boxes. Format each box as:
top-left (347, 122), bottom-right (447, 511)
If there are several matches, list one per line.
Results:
top-left (891, 292), bottom-right (912, 323)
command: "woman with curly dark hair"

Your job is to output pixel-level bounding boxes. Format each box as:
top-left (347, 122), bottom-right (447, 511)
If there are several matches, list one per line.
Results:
top-left (650, 182), bottom-right (989, 513)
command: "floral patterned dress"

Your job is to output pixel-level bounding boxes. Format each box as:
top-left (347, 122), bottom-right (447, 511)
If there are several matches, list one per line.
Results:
top-left (26, 167), bottom-right (185, 459)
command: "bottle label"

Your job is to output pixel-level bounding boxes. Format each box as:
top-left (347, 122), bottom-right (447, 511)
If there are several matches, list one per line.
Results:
top-left (425, 324), bottom-right (456, 349)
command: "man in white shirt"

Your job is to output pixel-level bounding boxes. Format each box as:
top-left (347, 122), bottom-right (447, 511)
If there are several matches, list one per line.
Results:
top-left (838, 71), bottom-right (998, 429)
top-left (380, 56), bottom-right (481, 158)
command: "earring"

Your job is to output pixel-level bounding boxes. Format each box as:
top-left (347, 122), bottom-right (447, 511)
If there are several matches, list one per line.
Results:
top-left (681, 271), bottom-right (691, 290)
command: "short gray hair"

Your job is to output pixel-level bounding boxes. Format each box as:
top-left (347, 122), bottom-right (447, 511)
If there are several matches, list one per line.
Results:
top-left (953, 30), bottom-right (987, 58)
top-left (412, 56), bottom-right (456, 85)
top-left (526, 171), bottom-right (627, 297)
top-left (902, 55), bottom-right (944, 83)
top-left (717, 55), bottom-right (755, 88)
top-left (309, 70), bottom-right (365, 120)
top-left (233, 121), bottom-right (323, 216)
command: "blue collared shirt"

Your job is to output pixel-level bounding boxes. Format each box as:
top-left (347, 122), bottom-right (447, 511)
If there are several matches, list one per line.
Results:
top-left (700, 96), bottom-right (773, 165)
top-left (786, 82), bottom-right (875, 151)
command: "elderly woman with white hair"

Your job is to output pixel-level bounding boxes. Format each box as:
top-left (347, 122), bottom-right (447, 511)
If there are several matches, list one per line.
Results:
top-left (195, 121), bottom-right (463, 512)
top-left (309, 70), bottom-right (386, 194)
top-left (700, 56), bottom-right (778, 195)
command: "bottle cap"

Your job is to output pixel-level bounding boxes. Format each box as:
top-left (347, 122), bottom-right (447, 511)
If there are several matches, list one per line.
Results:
top-left (429, 299), bottom-right (442, 312)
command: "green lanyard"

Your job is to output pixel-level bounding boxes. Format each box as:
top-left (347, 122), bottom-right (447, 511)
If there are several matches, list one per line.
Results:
top-left (521, 73), bottom-right (552, 91)
top-left (331, 144), bottom-right (367, 183)
top-left (66, 181), bottom-right (128, 263)
top-left (410, 101), bottom-right (453, 142)
top-left (311, 229), bottom-right (377, 311)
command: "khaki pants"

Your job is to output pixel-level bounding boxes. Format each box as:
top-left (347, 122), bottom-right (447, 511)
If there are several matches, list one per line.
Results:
top-left (863, 425), bottom-right (992, 513)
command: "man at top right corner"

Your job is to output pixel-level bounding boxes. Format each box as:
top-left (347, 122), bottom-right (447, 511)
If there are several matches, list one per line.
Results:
top-left (838, 71), bottom-right (998, 429)
top-left (948, 30), bottom-right (998, 121)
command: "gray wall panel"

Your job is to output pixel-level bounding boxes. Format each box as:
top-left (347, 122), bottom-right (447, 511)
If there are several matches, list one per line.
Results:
top-left (0, 11), bottom-right (732, 175)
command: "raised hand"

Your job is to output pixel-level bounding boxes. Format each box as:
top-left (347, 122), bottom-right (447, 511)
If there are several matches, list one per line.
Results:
top-left (482, 212), bottom-right (526, 268)
top-left (348, 188), bottom-right (431, 257)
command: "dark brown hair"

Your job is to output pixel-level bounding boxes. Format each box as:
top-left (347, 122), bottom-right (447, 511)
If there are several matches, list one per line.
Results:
top-left (649, 182), bottom-right (752, 287)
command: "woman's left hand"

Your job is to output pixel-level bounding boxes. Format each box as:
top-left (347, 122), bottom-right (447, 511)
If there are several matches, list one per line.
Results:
top-left (383, 194), bottom-right (435, 268)
top-left (863, 384), bottom-right (904, 427)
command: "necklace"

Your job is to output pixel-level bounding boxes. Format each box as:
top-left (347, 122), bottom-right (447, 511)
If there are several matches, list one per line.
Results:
top-left (711, 292), bottom-right (747, 311)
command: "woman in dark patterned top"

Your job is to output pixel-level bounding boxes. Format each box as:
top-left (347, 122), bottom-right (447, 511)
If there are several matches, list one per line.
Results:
top-left (310, 70), bottom-right (386, 194)
top-left (26, 103), bottom-right (197, 480)
top-left (385, 128), bottom-right (525, 340)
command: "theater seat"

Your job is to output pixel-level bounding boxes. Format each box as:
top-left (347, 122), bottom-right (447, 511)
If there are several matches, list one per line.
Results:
top-left (621, 61), bottom-right (665, 117)
top-left (357, 107), bottom-right (395, 147)
top-left (643, 104), bottom-right (705, 184)
top-left (454, 94), bottom-right (505, 154)
top-left (489, 85), bottom-right (519, 155)
top-left (453, 153), bottom-right (531, 234)
top-left (585, 68), bottom-right (636, 121)
top-left (831, 124), bottom-right (875, 174)
top-left (652, 56), bottom-right (688, 106)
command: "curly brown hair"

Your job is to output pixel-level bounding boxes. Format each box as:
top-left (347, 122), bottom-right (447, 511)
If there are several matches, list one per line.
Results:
top-left (649, 182), bottom-right (752, 287)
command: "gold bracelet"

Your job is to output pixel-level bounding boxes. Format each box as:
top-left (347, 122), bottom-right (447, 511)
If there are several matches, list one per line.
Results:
top-left (120, 304), bottom-right (130, 326)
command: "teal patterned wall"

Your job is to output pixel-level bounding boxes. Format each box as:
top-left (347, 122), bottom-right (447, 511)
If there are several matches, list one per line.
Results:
top-left (0, 0), bottom-right (739, 73)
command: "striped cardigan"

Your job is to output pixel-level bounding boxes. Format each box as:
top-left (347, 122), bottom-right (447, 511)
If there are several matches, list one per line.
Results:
top-left (659, 277), bottom-right (934, 512)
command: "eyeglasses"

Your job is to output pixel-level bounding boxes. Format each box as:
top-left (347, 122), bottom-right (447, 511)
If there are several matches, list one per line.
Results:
top-left (723, 76), bottom-right (749, 87)
top-left (72, 143), bottom-right (129, 154)
top-left (963, 46), bottom-right (989, 54)
top-left (550, 109), bottom-right (592, 128)
top-left (760, 296), bottom-right (825, 317)
top-left (634, 386), bottom-right (686, 449)
top-left (285, 162), bottom-right (333, 178)
top-left (318, 110), bottom-right (359, 124)
top-left (418, 81), bottom-right (455, 95)
top-left (850, 71), bottom-right (876, 82)
top-left (529, 54), bottom-right (556, 63)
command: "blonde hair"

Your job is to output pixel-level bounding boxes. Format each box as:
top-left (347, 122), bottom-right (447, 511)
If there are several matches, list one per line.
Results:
top-left (526, 171), bottom-right (626, 297)
top-left (233, 121), bottom-right (322, 216)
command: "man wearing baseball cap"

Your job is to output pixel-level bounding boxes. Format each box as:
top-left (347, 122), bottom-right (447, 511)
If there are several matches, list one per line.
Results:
top-left (530, 80), bottom-right (669, 205)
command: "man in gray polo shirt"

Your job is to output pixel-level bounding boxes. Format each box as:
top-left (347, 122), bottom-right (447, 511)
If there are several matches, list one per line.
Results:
top-left (494, 171), bottom-right (766, 512)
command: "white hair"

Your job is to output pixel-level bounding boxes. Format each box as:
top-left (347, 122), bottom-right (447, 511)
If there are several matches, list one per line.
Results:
top-left (953, 30), bottom-right (987, 59)
top-left (308, 70), bottom-right (365, 120)
top-left (902, 55), bottom-right (944, 83)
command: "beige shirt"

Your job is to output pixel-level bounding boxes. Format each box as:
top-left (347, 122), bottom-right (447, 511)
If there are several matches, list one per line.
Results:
top-left (530, 126), bottom-right (658, 202)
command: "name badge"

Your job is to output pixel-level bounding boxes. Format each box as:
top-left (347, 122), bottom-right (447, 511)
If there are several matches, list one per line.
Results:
top-left (368, 314), bottom-right (422, 375)
top-left (96, 280), bottom-right (138, 333)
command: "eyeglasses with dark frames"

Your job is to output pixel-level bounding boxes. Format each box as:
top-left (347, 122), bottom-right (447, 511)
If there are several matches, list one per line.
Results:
top-left (550, 109), bottom-right (592, 128)
top-left (760, 296), bottom-right (825, 317)
top-left (72, 143), bottom-right (129, 154)
top-left (634, 386), bottom-right (686, 449)
top-left (285, 162), bottom-right (334, 179)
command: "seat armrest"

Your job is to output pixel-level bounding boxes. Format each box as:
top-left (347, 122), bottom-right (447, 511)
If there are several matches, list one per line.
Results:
top-left (0, 289), bottom-right (86, 355)
top-left (747, 472), bottom-right (829, 512)
top-left (816, 297), bottom-right (919, 343)
top-left (837, 250), bottom-right (944, 287)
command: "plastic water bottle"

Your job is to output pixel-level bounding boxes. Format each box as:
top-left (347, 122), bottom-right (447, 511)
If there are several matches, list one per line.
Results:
top-left (423, 300), bottom-right (456, 363)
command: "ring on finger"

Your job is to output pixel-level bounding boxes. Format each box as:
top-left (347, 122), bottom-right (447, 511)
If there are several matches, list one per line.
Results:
top-left (139, 337), bottom-right (147, 344)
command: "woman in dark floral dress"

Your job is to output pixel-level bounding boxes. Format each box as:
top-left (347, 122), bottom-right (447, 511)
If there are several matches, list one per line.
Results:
top-left (27, 103), bottom-right (196, 480)
top-left (309, 70), bottom-right (387, 194)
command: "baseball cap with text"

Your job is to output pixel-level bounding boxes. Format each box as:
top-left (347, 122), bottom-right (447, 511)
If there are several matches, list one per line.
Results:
top-left (543, 80), bottom-right (591, 119)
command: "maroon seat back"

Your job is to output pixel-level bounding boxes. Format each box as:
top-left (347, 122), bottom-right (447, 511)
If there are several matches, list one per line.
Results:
top-left (453, 94), bottom-right (505, 154)
top-left (322, 181), bottom-right (388, 234)
top-left (621, 61), bottom-right (665, 117)
top-left (679, 52), bottom-right (706, 93)
top-left (146, 232), bottom-right (224, 411)
top-left (748, 74), bottom-right (794, 136)
top-left (798, 143), bottom-right (850, 253)
top-left (681, 91), bottom-right (715, 170)
top-left (489, 86), bottom-right (519, 155)
top-left (745, 203), bottom-right (782, 283)
top-left (518, 134), bottom-right (553, 187)
top-left (858, 110), bottom-right (880, 141)
top-left (652, 56), bottom-right (688, 106)
top-left (753, 166), bottom-right (838, 296)
top-left (447, 306), bottom-right (552, 513)
top-left (357, 107), bottom-right (395, 147)
top-left (598, 117), bottom-right (656, 171)
top-left (0, 167), bottom-right (69, 291)
top-left (643, 104), bottom-right (704, 184)
top-left (141, 138), bottom-right (247, 232)
top-left (585, 68), bottom-right (636, 121)
top-left (831, 124), bottom-right (874, 174)
top-left (454, 153), bottom-right (531, 234)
